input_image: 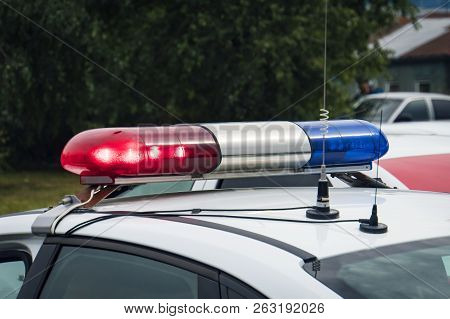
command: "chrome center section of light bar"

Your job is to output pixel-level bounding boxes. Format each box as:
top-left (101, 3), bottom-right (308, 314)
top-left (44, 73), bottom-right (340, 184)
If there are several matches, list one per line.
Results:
top-left (202, 122), bottom-right (311, 175)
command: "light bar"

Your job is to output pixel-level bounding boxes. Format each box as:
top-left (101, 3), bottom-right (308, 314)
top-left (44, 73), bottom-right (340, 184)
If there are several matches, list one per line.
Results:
top-left (60, 120), bottom-right (389, 185)
top-left (296, 120), bottom-right (389, 168)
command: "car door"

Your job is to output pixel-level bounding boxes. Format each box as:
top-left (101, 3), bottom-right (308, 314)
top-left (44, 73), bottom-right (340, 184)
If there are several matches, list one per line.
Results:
top-left (18, 237), bottom-right (264, 298)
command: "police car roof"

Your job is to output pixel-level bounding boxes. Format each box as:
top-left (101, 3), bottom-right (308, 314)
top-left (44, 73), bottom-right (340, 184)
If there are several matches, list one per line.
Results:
top-left (2, 187), bottom-right (449, 298)
top-left (43, 187), bottom-right (450, 259)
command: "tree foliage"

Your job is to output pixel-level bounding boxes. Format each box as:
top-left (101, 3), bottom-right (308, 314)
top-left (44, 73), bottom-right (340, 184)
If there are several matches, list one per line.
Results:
top-left (0, 0), bottom-right (416, 168)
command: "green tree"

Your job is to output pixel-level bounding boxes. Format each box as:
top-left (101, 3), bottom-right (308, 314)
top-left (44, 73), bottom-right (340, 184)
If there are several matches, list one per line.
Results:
top-left (0, 0), bottom-right (416, 168)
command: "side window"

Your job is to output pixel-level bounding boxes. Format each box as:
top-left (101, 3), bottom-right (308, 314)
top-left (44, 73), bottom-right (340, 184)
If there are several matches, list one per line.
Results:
top-left (0, 251), bottom-right (30, 299)
top-left (395, 99), bottom-right (429, 122)
top-left (39, 246), bottom-right (219, 298)
top-left (432, 99), bottom-right (450, 120)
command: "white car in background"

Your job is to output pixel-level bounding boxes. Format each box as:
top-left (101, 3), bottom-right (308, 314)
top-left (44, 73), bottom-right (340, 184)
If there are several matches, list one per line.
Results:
top-left (353, 92), bottom-right (450, 123)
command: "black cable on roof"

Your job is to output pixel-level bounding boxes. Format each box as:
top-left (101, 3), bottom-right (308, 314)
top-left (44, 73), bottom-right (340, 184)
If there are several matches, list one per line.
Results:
top-left (64, 214), bottom-right (117, 236)
top-left (64, 208), bottom-right (360, 236)
top-left (63, 205), bottom-right (314, 235)
top-left (141, 213), bottom-right (360, 224)
top-left (189, 205), bottom-right (314, 212)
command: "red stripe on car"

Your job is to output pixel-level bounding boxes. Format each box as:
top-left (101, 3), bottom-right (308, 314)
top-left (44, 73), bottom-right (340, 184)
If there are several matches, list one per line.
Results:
top-left (380, 154), bottom-right (450, 193)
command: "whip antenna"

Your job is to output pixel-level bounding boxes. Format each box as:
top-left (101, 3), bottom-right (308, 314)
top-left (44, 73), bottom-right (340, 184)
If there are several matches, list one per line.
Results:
top-left (359, 111), bottom-right (388, 233)
top-left (307, 0), bottom-right (339, 220)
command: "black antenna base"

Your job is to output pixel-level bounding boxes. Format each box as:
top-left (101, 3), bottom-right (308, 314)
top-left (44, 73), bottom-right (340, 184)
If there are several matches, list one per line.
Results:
top-left (307, 169), bottom-right (339, 220)
top-left (359, 222), bottom-right (388, 234)
top-left (359, 204), bottom-right (388, 234)
top-left (306, 207), bottom-right (340, 220)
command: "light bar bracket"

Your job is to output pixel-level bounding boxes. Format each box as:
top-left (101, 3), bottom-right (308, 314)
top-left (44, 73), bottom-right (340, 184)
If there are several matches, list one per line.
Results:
top-left (109, 164), bottom-right (372, 185)
top-left (32, 186), bottom-right (118, 235)
top-left (32, 195), bottom-right (83, 236)
top-left (301, 164), bottom-right (372, 175)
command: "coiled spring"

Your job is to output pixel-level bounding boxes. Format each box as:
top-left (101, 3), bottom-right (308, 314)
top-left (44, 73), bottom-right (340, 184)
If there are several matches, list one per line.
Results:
top-left (319, 108), bottom-right (329, 136)
top-left (312, 260), bottom-right (321, 277)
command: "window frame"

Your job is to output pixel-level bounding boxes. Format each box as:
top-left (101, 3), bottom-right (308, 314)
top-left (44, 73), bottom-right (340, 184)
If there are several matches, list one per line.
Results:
top-left (18, 236), bottom-right (265, 299)
top-left (0, 250), bottom-right (32, 270)
top-left (387, 81), bottom-right (400, 92)
top-left (0, 250), bottom-right (32, 299)
top-left (414, 80), bottom-right (431, 93)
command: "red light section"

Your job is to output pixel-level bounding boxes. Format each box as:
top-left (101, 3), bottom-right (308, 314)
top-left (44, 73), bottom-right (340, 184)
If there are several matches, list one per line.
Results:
top-left (61, 126), bottom-right (221, 184)
top-left (380, 153), bottom-right (450, 193)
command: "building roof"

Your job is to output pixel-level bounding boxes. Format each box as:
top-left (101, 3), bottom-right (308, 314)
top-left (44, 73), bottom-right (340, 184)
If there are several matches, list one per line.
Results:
top-left (379, 17), bottom-right (450, 59)
top-left (404, 30), bottom-right (450, 57)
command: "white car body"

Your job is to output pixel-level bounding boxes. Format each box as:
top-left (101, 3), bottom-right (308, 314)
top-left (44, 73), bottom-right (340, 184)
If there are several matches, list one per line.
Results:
top-left (1, 187), bottom-right (449, 298)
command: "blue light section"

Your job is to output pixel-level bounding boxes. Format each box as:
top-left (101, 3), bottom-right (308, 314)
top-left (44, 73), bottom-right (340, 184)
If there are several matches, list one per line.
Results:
top-left (296, 120), bottom-right (389, 168)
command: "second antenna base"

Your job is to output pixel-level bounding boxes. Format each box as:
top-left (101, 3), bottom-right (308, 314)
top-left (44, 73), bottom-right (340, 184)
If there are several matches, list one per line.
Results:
top-left (359, 223), bottom-right (388, 234)
top-left (306, 208), bottom-right (339, 220)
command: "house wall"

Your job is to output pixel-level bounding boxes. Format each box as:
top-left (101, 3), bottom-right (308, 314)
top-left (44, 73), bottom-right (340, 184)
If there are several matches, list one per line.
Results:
top-left (380, 58), bottom-right (450, 94)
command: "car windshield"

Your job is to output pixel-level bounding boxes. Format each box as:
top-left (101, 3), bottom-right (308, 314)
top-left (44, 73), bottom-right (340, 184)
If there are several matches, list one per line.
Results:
top-left (306, 237), bottom-right (450, 298)
top-left (109, 175), bottom-right (322, 199)
top-left (107, 173), bottom-right (387, 199)
top-left (354, 98), bottom-right (402, 122)
top-left (112, 181), bottom-right (195, 199)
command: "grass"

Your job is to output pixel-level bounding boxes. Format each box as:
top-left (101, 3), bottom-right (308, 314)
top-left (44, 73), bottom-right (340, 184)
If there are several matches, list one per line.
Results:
top-left (0, 170), bottom-right (82, 215)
